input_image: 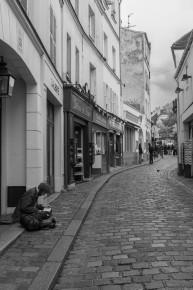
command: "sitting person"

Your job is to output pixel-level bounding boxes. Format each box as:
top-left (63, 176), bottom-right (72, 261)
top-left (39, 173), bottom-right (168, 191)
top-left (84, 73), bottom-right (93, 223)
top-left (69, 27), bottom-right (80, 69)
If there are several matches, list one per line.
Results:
top-left (12, 182), bottom-right (56, 231)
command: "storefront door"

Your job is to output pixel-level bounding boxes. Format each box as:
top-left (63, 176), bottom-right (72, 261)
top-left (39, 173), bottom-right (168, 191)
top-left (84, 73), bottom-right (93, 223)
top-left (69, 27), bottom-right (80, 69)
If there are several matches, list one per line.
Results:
top-left (47, 101), bottom-right (54, 190)
top-left (109, 133), bottom-right (114, 167)
top-left (116, 134), bottom-right (121, 166)
top-left (74, 124), bottom-right (84, 182)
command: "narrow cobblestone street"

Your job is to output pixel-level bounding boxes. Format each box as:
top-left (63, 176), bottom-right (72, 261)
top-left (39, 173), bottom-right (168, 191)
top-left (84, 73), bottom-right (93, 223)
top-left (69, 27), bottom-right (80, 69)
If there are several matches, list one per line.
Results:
top-left (54, 156), bottom-right (193, 290)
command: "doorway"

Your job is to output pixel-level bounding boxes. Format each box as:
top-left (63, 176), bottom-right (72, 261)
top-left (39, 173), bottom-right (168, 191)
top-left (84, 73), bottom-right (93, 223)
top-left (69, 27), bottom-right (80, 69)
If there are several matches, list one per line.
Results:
top-left (47, 101), bottom-right (54, 191)
top-left (74, 124), bottom-right (84, 182)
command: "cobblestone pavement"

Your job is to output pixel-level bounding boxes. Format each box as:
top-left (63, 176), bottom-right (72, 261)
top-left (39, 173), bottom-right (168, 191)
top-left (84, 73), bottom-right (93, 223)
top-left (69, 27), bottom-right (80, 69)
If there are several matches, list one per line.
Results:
top-left (0, 186), bottom-right (90, 290)
top-left (53, 156), bottom-right (193, 290)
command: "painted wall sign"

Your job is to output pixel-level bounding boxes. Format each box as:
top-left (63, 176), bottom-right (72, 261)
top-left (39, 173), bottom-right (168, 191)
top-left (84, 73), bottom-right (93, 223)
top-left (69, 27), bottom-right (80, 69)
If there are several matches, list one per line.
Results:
top-left (93, 111), bottom-right (107, 127)
top-left (51, 79), bottom-right (60, 95)
top-left (125, 111), bottom-right (139, 125)
top-left (71, 95), bottom-right (92, 121)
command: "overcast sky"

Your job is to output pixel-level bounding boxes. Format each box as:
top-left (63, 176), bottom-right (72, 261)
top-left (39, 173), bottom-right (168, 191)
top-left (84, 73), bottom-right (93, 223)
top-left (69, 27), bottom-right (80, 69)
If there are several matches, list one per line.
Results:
top-left (120, 0), bottom-right (193, 111)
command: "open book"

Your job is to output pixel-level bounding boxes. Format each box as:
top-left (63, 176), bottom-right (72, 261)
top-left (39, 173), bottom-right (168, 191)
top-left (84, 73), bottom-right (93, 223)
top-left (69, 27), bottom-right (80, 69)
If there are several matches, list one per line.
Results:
top-left (42, 205), bottom-right (52, 213)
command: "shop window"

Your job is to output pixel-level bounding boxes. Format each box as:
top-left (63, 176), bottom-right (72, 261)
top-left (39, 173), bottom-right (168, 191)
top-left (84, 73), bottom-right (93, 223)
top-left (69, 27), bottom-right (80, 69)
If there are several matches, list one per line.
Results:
top-left (89, 5), bottom-right (95, 41)
top-left (95, 132), bottom-right (106, 155)
top-left (50, 6), bottom-right (56, 66)
top-left (96, 132), bottom-right (101, 154)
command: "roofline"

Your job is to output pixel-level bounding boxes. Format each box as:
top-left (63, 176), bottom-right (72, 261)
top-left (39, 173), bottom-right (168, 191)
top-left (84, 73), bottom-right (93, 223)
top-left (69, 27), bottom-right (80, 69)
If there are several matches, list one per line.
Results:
top-left (121, 27), bottom-right (151, 51)
top-left (174, 30), bottom-right (193, 79)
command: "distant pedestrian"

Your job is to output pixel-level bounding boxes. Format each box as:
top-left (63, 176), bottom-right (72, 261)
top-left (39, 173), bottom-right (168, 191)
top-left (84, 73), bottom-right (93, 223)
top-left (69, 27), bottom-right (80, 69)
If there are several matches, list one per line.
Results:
top-left (139, 143), bottom-right (143, 164)
top-left (160, 144), bottom-right (164, 158)
top-left (173, 145), bottom-right (177, 156)
top-left (148, 143), bottom-right (154, 164)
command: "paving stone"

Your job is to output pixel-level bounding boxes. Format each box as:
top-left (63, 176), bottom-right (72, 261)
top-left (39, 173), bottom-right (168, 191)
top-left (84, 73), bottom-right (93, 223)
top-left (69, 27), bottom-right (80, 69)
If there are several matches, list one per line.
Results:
top-left (2, 156), bottom-right (193, 290)
top-left (123, 284), bottom-right (143, 290)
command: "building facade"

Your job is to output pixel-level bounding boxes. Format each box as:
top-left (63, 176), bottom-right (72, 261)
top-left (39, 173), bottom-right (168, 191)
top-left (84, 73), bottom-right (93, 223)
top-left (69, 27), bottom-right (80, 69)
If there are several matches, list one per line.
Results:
top-left (171, 30), bottom-right (193, 178)
top-left (63, 0), bottom-right (124, 189)
top-left (122, 103), bottom-right (141, 165)
top-left (0, 0), bottom-right (64, 215)
top-left (120, 28), bottom-right (151, 163)
top-left (0, 0), bottom-right (125, 215)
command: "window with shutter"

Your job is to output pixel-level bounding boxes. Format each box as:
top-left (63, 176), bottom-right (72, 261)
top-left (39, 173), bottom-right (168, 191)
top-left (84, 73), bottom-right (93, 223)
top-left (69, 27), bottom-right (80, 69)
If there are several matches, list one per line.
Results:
top-left (19, 0), bottom-right (28, 13)
top-left (50, 6), bottom-right (56, 66)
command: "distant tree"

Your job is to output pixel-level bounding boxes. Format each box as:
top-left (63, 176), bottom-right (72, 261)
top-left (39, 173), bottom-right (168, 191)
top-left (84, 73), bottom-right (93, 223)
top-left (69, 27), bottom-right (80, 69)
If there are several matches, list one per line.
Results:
top-left (162, 111), bottom-right (177, 127)
top-left (156, 104), bottom-right (177, 139)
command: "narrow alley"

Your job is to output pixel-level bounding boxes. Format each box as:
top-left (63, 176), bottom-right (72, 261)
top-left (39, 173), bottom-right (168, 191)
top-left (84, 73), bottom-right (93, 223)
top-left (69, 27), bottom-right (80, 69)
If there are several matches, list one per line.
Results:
top-left (53, 156), bottom-right (193, 290)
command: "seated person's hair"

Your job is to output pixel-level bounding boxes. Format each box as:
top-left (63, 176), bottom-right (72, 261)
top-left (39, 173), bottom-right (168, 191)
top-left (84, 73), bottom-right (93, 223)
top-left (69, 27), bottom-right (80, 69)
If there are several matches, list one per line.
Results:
top-left (38, 183), bottom-right (51, 195)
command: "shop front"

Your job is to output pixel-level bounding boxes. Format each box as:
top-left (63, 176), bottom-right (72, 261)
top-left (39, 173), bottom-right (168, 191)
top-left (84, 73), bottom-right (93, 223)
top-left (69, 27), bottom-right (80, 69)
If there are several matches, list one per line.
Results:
top-left (64, 86), bottom-right (93, 189)
top-left (92, 111), bottom-right (108, 175)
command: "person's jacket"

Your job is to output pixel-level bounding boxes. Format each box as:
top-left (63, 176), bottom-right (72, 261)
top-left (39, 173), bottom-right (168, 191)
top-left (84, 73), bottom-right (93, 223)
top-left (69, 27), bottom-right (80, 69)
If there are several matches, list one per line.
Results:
top-left (12, 187), bottom-right (40, 222)
top-left (149, 146), bottom-right (154, 154)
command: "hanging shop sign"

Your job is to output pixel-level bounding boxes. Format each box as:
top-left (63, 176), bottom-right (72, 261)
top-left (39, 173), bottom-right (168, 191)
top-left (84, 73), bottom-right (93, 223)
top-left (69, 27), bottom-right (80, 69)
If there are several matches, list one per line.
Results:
top-left (93, 111), bottom-right (107, 128)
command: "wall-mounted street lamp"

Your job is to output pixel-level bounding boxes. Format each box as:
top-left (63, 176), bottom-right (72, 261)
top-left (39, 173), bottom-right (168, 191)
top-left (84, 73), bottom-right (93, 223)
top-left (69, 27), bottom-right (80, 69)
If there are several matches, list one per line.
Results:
top-left (175, 87), bottom-right (183, 94)
top-left (181, 74), bottom-right (192, 81)
top-left (0, 57), bottom-right (15, 97)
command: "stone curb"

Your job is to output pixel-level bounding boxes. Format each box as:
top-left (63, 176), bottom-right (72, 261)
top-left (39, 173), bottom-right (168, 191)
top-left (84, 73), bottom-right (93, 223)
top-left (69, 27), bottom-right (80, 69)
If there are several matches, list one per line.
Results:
top-left (167, 166), bottom-right (193, 195)
top-left (29, 158), bottom-right (161, 290)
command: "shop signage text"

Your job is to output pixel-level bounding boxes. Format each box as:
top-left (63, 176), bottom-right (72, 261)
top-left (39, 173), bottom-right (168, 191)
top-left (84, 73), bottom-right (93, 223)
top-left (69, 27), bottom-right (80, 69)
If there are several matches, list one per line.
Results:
top-left (71, 95), bottom-right (92, 121)
top-left (51, 79), bottom-right (60, 95)
top-left (93, 111), bottom-right (107, 127)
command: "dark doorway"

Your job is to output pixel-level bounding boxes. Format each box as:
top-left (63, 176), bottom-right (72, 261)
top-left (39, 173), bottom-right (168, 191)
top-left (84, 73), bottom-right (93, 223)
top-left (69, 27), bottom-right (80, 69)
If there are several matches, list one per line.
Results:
top-left (47, 101), bottom-right (54, 191)
top-left (109, 132), bottom-right (114, 167)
